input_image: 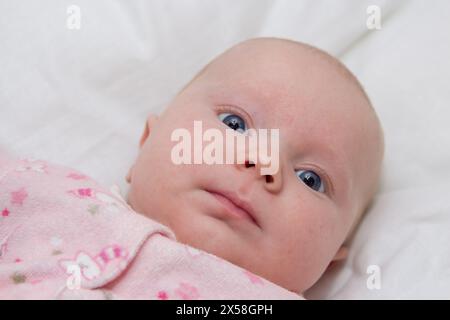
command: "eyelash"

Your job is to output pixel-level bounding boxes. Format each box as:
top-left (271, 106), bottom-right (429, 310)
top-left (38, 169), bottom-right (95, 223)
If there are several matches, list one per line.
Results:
top-left (215, 105), bottom-right (254, 131)
top-left (214, 105), bottom-right (334, 197)
top-left (294, 165), bottom-right (332, 196)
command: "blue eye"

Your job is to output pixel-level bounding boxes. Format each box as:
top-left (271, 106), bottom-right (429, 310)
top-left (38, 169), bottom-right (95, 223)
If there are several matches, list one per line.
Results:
top-left (296, 170), bottom-right (325, 193)
top-left (218, 113), bottom-right (247, 133)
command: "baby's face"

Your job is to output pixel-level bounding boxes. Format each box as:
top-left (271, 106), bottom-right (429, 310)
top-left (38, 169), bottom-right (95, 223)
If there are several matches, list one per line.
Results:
top-left (126, 39), bottom-right (383, 293)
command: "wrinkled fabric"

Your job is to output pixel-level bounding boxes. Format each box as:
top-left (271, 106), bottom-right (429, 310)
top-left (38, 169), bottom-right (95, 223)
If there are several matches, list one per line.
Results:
top-left (0, 152), bottom-right (303, 300)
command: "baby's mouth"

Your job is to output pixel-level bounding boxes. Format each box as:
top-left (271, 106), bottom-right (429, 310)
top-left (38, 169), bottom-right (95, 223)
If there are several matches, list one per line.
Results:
top-left (204, 188), bottom-right (260, 228)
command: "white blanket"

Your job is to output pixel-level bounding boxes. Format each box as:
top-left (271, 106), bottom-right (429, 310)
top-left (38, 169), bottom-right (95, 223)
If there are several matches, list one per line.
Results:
top-left (1, 0), bottom-right (449, 299)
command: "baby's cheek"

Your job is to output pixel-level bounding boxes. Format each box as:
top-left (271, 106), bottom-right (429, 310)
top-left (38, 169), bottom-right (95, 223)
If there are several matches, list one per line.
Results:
top-left (278, 203), bottom-right (338, 253)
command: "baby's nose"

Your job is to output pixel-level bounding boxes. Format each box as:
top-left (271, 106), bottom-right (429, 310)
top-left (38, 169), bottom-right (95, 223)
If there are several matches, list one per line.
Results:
top-left (242, 159), bottom-right (282, 193)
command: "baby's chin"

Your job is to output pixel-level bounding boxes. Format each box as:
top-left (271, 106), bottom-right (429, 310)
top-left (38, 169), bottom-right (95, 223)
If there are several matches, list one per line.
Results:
top-left (127, 187), bottom-right (311, 293)
top-left (124, 189), bottom-right (137, 211)
top-left (124, 188), bottom-right (155, 220)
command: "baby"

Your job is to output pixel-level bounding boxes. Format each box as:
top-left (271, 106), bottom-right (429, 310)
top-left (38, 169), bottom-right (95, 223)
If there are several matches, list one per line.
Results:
top-left (0, 37), bottom-right (383, 299)
top-left (125, 37), bottom-right (384, 294)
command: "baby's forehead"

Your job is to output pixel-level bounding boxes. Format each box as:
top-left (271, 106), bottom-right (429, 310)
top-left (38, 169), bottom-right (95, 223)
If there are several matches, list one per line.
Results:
top-left (201, 58), bottom-right (371, 134)
top-left (199, 40), bottom-right (369, 113)
top-left (203, 39), bottom-right (356, 85)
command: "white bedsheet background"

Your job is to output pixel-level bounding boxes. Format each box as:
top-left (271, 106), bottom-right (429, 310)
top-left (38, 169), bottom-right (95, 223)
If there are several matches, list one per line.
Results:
top-left (1, 0), bottom-right (449, 299)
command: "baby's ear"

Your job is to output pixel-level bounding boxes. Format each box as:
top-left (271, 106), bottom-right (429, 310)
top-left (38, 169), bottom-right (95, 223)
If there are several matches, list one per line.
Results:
top-left (139, 114), bottom-right (159, 148)
top-left (331, 246), bottom-right (348, 262)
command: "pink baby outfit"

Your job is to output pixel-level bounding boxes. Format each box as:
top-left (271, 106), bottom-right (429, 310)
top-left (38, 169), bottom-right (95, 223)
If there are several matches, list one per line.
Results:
top-left (0, 151), bottom-right (303, 300)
